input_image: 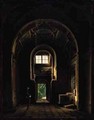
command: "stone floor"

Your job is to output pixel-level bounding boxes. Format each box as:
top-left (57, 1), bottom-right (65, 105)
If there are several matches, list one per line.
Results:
top-left (3, 103), bottom-right (92, 120)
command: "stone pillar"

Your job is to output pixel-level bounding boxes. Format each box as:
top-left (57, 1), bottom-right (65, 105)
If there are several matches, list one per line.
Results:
top-left (91, 3), bottom-right (94, 114)
top-left (0, 1), bottom-right (5, 114)
top-left (88, 3), bottom-right (93, 113)
top-left (92, 47), bottom-right (94, 114)
top-left (11, 55), bottom-right (17, 107)
top-left (0, 24), bottom-right (3, 117)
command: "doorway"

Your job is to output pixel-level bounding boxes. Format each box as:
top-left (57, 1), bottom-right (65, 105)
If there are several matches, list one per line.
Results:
top-left (37, 83), bottom-right (48, 103)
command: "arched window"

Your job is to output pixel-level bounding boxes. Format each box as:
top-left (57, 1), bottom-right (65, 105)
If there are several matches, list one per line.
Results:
top-left (30, 45), bottom-right (57, 80)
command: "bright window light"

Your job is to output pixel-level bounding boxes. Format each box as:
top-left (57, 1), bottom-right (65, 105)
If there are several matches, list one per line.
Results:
top-left (35, 55), bottom-right (49, 64)
top-left (35, 55), bottom-right (41, 64)
top-left (42, 55), bottom-right (48, 64)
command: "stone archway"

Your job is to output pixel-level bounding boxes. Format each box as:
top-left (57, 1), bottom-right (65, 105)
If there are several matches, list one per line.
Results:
top-left (29, 44), bottom-right (57, 103)
top-left (30, 44), bottom-right (57, 81)
top-left (11, 19), bottom-right (79, 108)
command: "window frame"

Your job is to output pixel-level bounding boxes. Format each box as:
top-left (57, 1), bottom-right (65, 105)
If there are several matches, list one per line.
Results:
top-left (35, 55), bottom-right (49, 64)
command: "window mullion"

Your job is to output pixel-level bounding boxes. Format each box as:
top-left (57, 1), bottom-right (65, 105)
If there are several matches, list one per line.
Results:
top-left (41, 55), bottom-right (43, 64)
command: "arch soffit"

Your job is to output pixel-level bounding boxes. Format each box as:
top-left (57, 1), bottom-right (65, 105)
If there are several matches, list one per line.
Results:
top-left (12, 19), bottom-right (79, 56)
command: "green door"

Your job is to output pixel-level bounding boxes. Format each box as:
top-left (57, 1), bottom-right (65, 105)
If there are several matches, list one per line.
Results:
top-left (37, 83), bottom-right (46, 101)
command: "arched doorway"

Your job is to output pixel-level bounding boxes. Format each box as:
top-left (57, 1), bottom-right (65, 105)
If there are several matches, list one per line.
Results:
top-left (11, 19), bottom-right (79, 109)
top-left (30, 44), bottom-right (57, 103)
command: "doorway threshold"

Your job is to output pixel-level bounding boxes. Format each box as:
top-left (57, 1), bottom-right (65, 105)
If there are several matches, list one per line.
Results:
top-left (36, 99), bottom-right (49, 104)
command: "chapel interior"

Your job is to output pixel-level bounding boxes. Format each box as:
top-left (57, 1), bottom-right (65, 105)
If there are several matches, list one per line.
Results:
top-left (0, 0), bottom-right (94, 120)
